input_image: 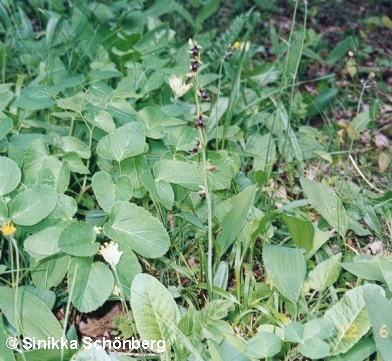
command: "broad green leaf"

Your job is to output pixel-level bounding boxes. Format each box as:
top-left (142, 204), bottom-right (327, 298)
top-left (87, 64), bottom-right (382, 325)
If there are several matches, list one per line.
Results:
top-left (299, 338), bottom-right (330, 359)
top-left (168, 126), bottom-right (198, 152)
top-left (340, 255), bottom-right (385, 283)
top-left (50, 194), bottom-right (78, 219)
top-left (16, 92), bottom-right (56, 110)
top-left (246, 331), bottom-right (282, 359)
top-left (306, 253), bottom-right (342, 292)
top-left (243, 133), bottom-right (276, 172)
top-left (31, 253), bottom-right (71, 290)
top-left (323, 284), bottom-right (384, 355)
top-left (59, 222), bottom-right (99, 257)
top-left (263, 244), bottom-right (307, 304)
top-left (0, 286), bottom-right (63, 339)
top-left (60, 136), bottom-right (91, 159)
top-left (327, 338), bottom-right (376, 361)
top-left (194, 0), bottom-right (220, 31)
top-left (0, 316), bottom-right (15, 361)
top-left (120, 155), bottom-right (148, 198)
top-left (96, 122), bottom-right (146, 162)
top-left (22, 139), bottom-right (50, 184)
top-left (209, 338), bottom-right (251, 361)
top-left (133, 23), bottom-right (170, 55)
top-left (68, 258), bottom-right (114, 313)
top-left (285, 32), bottom-right (303, 81)
top-left (137, 106), bottom-right (165, 139)
top-left (92, 171), bottom-right (133, 213)
top-left (326, 36), bottom-right (357, 65)
top-left (217, 185), bottom-right (256, 255)
top-left (283, 213), bottom-right (314, 252)
top-left (115, 242), bottom-right (142, 298)
top-left (154, 159), bottom-right (203, 191)
top-left (213, 261), bottom-right (229, 291)
top-left (379, 257), bottom-right (392, 292)
top-left (131, 274), bottom-right (180, 350)
top-left (301, 178), bottom-right (347, 237)
top-left (0, 198), bottom-right (7, 224)
top-left (86, 110), bottom-right (116, 133)
top-left (0, 156), bottom-right (21, 196)
top-left (24, 226), bottom-right (63, 260)
top-left (70, 347), bottom-right (110, 361)
top-left (9, 185), bottom-right (58, 226)
top-left (205, 151), bottom-right (232, 190)
top-left (63, 152), bottom-right (90, 174)
top-left (140, 170), bottom-right (174, 210)
top-left (307, 88), bottom-right (338, 117)
top-left (277, 103), bottom-right (304, 176)
top-left (0, 114), bottom-right (12, 140)
top-left (103, 201), bottom-right (170, 258)
top-left (363, 290), bottom-right (392, 361)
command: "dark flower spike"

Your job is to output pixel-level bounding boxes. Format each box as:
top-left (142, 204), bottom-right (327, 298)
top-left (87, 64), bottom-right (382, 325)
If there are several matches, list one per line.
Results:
top-left (190, 139), bottom-right (201, 154)
top-left (188, 39), bottom-right (202, 59)
top-left (197, 115), bottom-right (205, 129)
top-left (198, 88), bottom-right (210, 101)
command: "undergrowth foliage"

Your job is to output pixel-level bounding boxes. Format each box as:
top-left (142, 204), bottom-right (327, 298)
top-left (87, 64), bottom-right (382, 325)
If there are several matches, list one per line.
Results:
top-left (0, 0), bottom-right (391, 360)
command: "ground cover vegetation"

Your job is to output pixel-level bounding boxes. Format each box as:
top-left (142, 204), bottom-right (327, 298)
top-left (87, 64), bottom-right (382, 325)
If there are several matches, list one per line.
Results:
top-left (0, 0), bottom-right (391, 360)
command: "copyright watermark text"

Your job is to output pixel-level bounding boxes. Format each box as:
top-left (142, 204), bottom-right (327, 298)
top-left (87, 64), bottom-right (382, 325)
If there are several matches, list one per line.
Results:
top-left (6, 336), bottom-right (166, 353)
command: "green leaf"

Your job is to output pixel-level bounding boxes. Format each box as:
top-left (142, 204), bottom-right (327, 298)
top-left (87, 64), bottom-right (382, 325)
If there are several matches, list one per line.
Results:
top-left (0, 198), bottom-right (7, 224)
top-left (137, 106), bottom-right (165, 139)
top-left (306, 253), bottom-right (342, 292)
top-left (103, 201), bottom-right (170, 258)
top-left (0, 286), bottom-right (63, 339)
top-left (68, 258), bottom-right (114, 313)
top-left (0, 315), bottom-right (15, 361)
top-left (326, 36), bottom-right (357, 65)
top-left (0, 114), bottom-right (12, 140)
top-left (243, 133), bottom-right (276, 172)
top-left (277, 103), bottom-right (304, 176)
top-left (31, 253), bottom-right (71, 290)
top-left (92, 171), bottom-right (133, 213)
top-left (130, 274), bottom-right (180, 350)
top-left (85, 110), bottom-right (116, 133)
top-left (263, 244), bottom-right (307, 304)
top-left (301, 178), bottom-right (347, 237)
top-left (59, 222), bottom-right (99, 257)
top-left (217, 185), bottom-right (257, 255)
top-left (205, 151), bottom-right (232, 190)
top-left (154, 159), bottom-right (203, 191)
top-left (363, 290), bottom-right (392, 361)
top-left (379, 257), bottom-right (392, 292)
top-left (22, 139), bottom-right (49, 184)
top-left (60, 136), bottom-right (91, 159)
top-left (9, 185), bottom-right (58, 226)
top-left (307, 88), bottom-right (338, 117)
top-left (323, 284), bottom-right (384, 355)
top-left (96, 122), bottom-right (146, 162)
top-left (283, 213), bottom-right (314, 252)
top-left (140, 170), bottom-right (174, 210)
top-left (120, 155), bottom-right (148, 199)
top-left (115, 243), bottom-right (142, 298)
top-left (246, 331), bottom-right (282, 359)
top-left (327, 339), bottom-right (376, 361)
top-left (340, 255), bottom-right (385, 283)
top-left (24, 226), bottom-right (63, 260)
top-left (0, 156), bottom-right (21, 196)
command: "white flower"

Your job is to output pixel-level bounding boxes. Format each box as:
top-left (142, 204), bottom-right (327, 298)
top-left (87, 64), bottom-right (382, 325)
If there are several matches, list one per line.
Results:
top-left (94, 226), bottom-right (102, 235)
top-left (169, 74), bottom-right (193, 99)
top-left (99, 241), bottom-right (123, 267)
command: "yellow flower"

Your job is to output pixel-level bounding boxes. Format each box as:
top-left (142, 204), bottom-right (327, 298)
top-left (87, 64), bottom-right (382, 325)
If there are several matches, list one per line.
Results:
top-left (233, 41), bottom-right (241, 50)
top-left (0, 221), bottom-right (16, 237)
top-left (169, 74), bottom-right (193, 99)
top-left (99, 241), bottom-right (123, 267)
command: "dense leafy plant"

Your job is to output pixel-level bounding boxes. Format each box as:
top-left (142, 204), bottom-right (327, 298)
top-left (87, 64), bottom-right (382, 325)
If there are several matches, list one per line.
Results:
top-left (0, 0), bottom-right (391, 360)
